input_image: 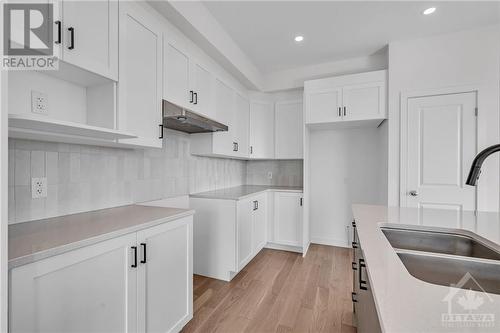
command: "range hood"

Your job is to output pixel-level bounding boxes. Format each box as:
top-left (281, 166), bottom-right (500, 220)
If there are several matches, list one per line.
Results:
top-left (162, 100), bottom-right (228, 134)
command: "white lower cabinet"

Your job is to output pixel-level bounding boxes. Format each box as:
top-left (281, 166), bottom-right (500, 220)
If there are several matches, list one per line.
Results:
top-left (273, 192), bottom-right (303, 246)
top-left (10, 216), bottom-right (193, 333)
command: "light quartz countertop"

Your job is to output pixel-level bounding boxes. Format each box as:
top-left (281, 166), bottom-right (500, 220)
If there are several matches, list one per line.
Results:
top-left (189, 185), bottom-right (303, 200)
top-left (9, 204), bottom-right (194, 269)
top-left (352, 204), bottom-right (500, 333)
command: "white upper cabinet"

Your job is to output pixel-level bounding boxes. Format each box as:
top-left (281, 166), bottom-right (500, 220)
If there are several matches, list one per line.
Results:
top-left (306, 88), bottom-right (342, 124)
top-left (249, 101), bottom-right (275, 159)
top-left (163, 39), bottom-right (216, 120)
top-left (164, 39), bottom-right (191, 108)
top-left (304, 70), bottom-right (387, 127)
top-left (275, 100), bottom-right (303, 159)
top-left (234, 93), bottom-right (250, 158)
top-left (61, 0), bottom-right (118, 80)
top-left (117, 1), bottom-right (163, 148)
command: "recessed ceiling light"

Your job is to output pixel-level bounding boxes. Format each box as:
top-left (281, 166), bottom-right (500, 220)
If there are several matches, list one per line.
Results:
top-left (294, 35), bottom-right (304, 43)
top-left (423, 7), bottom-right (436, 15)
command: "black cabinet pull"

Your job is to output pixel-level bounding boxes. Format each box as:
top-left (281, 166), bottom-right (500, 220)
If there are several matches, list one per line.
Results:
top-left (131, 246), bottom-right (137, 268)
top-left (352, 261), bottom-right (357, 270)
top-left (232, 142), bottom-right (237, 152)
top-left (300, 198), bottom-right (303, 206)
top-left (194, 92), bottom-right (198, 105)
top-left (189, 90), bottom-right (194, 103)
top-left (352, 220), bottom-right (356, 228)
top-left (343, 106), bottom-right (347, 117)
top-left (55, 21), bottom-right (62, 44)
top-left (140, 243), bottom-right (147, 264)
top-left (351, 292), bottom-right (357, 303)
top-left (338, 106), bottom-right (341, 117)
top-left (68, 27), bottom-right (74, 50)
top-left (159, 124), bottom-right (164, 139)
top-left (359, 259), bottom-right (368, 290)
top-left (253, 200), bottom-right (258, 211)
top-left (352, 241), bottom-right (358, 249)
top-left (250, 146), bottom-right (253, 154)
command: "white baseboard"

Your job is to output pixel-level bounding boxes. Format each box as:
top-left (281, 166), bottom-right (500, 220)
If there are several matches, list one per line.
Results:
top-left (265, 242), bottom-right (303, 253)
top-left (311, 236), bottom-right (349, 248)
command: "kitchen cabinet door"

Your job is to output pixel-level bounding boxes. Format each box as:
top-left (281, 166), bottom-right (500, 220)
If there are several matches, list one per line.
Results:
top-left (252, 193), bottom-right (268, 253)
top-left (237, 198), bottom-right (253, 271)
top-left (275, 100), bottom-right (303, 159)
top-left (10, 233), bottom-right (137, 333)
top-left (191, 61), bottom-right (215, 120)
top-left (137, 216), bottom-right (193, 333)
top-left (164, 39), bottom-right (191, 108)
top-left (342, 81), bottom-right (385, 121)
top-left (234, 93), bottom-right (250, 158)
top-left (117, 2), bottom-right (163, 148)
top-left (249, 101), bottom-right (274, 159)
top-left (305, 88), bottom-right (342, 124)
top-left (274, 192), bottom-right (302, 246)
top-left (212, 79), bottom-right (236, 156)
top-left (62, 0), bottom-right (118, 80)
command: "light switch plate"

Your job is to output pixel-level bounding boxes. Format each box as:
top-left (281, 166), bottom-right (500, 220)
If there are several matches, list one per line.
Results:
top-left (31, 90), bottom-right (48, 115)
top-left (32, 177), bottom-right (48, 199)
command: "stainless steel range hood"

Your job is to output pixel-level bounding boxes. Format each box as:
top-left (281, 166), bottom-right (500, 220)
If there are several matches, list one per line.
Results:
top-left (162, 100), bottom-right (228, 134)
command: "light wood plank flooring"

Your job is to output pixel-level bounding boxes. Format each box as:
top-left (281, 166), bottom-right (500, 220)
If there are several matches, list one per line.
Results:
top-left (182, 244), bottom-right (356, 333)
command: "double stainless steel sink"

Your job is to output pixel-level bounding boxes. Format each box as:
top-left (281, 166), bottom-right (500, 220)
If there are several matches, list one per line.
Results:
top-left (381, 225), bottom-right (500, 295)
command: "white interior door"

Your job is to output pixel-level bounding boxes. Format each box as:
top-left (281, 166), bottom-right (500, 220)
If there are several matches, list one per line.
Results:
top-left (405, 92), bottom-right (477, 215)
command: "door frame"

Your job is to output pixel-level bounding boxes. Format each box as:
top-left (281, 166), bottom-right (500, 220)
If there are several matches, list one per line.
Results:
top-left (399, 85), bottom-right (481, 209)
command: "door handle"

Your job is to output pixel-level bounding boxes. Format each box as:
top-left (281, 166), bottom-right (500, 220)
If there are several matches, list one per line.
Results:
top-left (140, 243), bottom-right (147, 264)
top-left (131, 246), bottom-right (137, 268)
top-left (68, 27), bottom-right (75, 50)
top-left (409, 190), bottom-right (418, 197)
top-left (55, 21), bottom-right (62, 44)
top-left (359, 259), bottom-right (368, 290)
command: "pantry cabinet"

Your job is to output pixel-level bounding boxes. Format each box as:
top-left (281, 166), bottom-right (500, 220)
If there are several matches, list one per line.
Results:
top-left (60, 0), bottom-right (118, 80)
top-left (275, 100), bottom-right (303, 159)
top-left (273, 192), bottom-right (303, 246)
top-left (10, 216), bottom-right (193, 333)
top-left (304, 70), bottom-right (386, 127)
top-left (117, 1), bottom-right (163, 148)
top-left (249, 101), bottom-right (275, 159)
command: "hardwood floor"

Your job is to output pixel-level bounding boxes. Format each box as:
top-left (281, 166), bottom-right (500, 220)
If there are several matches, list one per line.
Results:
top-left (182, 244), bottom-right (356, 333)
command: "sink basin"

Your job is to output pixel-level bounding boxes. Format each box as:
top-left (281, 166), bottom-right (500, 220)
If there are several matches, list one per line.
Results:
top-left (381, 227), bottom-right (500, 261)
top-left (397, 251), bottom-right (500, 295)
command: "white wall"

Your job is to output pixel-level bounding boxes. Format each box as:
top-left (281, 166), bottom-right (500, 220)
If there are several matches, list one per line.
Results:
top-left (309, 126), bottom-right (387, 247)
top-left (388, 25), bottom-right (500, 211)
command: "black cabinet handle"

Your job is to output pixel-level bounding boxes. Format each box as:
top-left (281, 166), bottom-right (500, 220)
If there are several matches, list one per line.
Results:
top-left (352, 220), bottom-right (356, 228)
top-left (55, 21), bottom-right (62, 44)
top-left (189, 90), bottom-right (194, 103)
top-left (300, 198), bottom-right (303, 206)
top-left (194, 92), bottom-right (198, 105)
top-left (140, 243), bottom-right (147, 264)
top-left (232, 142), bottom-right (237, 152)
top-left (351, 292), bottom-right (357, 303)
top-left (352, 241), bottom-right (358, 249)
top-left (343, 106), bottom-right (347, 117)
top-left (131, 246), bottom-right (137, 268)
top-left (352, 261), bottom-right (357, 270)
top-left (159, 124), bottom-right (164, 139)
top-left (68, 27), bottom-right (74, 50)
top-left (359, 259), bottom-right (368, 290)
top-left (253, 200), bottom-right (258, 211)
top-left (338, 107), bottom-right (341, 117)
top-left (250, 146), bottom-right (253, 154)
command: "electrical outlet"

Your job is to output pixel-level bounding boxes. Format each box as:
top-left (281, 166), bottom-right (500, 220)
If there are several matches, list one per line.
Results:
top-left (31, 177), bottom-right (48, 199)
top-left (31, 91), bottom-right (48, 115)
top-left (267, 171), bottom-right (273, 180)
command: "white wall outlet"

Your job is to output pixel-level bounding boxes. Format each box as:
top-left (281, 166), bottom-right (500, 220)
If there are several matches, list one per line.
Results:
top-left (31, 177), bottom-right (48, 199)
top-left (267, 171), bottom-right (273, 180)
top-left (31, 90), bottom-right (48, 115)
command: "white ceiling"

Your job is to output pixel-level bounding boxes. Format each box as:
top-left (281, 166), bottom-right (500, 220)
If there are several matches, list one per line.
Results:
top-left (203, 1), bottom-right (500, 73)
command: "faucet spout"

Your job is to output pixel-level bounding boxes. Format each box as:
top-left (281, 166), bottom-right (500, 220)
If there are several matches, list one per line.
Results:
top-left (466, 144), bottom-right (500, 186)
